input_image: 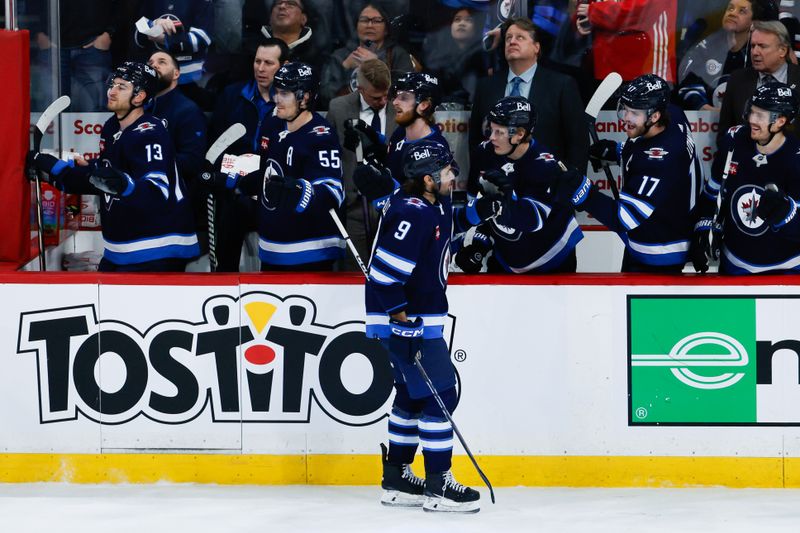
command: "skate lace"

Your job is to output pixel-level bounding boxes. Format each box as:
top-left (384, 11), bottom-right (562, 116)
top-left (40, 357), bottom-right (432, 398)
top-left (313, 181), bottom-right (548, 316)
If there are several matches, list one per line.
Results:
top-left (443, 470), bottom-right (467, 494)
top-left (401, 465), bottom-right (425, 488)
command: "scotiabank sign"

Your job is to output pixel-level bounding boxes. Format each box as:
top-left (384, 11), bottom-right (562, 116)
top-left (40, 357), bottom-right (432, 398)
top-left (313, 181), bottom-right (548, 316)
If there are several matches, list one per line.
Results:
top-left (17, 291), bottom-right (394, 427)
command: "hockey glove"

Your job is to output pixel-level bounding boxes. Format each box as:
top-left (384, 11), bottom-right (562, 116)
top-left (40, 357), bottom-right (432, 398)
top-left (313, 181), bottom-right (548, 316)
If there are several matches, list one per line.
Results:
top-left (89, 166), bottom-right (135, 197)
top-left (345, 118), bottom-right (386, 165)
top-left (26, 151), bottom-right (69, 182)
top-left (353, 163), bottom-right (396, 203)
top-left (757, 184), bottom-right (797, 228)
top-left (264, 176), bottom-right (314, 213)
top-left (388, 317), bottom-right (424, 363)
top-left (198, 161), bottom-right (240, 192)
top-left (588, 139), bottom-right (620, 172)
top-left (482, 169), bottom-right (514, 195)
top-left (553, 169), bottom-right (593, 210)
top-left (464, 193), bottom-right (502, 225)
top-left (455, 230), bottom-right (492, 274)
top-left (694, 217), bottom-right (723, 262)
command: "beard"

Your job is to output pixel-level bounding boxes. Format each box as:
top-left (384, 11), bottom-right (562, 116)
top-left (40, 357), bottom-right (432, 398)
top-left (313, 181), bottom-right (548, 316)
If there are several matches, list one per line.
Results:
top-left (395, 108), bottom-right (416, 127)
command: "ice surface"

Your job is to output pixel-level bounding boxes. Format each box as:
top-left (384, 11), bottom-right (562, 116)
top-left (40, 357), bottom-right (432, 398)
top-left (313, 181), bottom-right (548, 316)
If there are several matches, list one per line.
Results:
top-left (1, 484), bottom-right (800, 533)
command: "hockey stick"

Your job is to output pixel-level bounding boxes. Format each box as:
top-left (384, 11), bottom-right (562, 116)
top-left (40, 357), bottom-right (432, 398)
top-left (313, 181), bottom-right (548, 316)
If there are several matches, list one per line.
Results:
top-left (204, 123), bottom-right (247, 272)
top-left (31, 95), bottom-right (71, 271)
top-left (585, 72), bottom-right (623, 200)
top-left (330, 210), bottom-right (496, 503)
top-left (709, 149), bottom-right (734, 258)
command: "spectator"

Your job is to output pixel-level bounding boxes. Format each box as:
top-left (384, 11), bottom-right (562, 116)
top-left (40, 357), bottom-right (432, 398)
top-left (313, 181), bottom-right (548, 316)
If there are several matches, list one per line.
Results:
top-left (208, 38), bottom-right (290, 272)
top-left (575, 0), bottom-right (678, 83)
top-left (423, 7), bottom-right (490, 105)
top-left (678, 0), bottom-right (779, 112)
top-left (319, 3), bottom-right (415, 110)
top-left (718, 19), bottom-right (800, 142)
top-left (260, 0), bottom-right (320, 71)
top-left (147, 51), bottom-right (208, 240)
top-left (470, 17), bottom-right (588, 178)
top-left (30, 0), bottom-right (113, 111)
top-left (133, 1), bottom-right (213, 86)
top-left (327, 59), bottom-right (398, 272)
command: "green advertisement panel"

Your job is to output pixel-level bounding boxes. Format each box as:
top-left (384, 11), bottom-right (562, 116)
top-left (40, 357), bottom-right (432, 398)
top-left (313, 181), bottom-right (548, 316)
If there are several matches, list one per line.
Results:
top-left (628, 297), bottom-right (757, 425)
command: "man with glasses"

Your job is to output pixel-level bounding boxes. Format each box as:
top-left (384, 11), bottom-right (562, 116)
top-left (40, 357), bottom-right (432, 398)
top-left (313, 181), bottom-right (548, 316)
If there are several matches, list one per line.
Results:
top-left (260, 0), bottom-right (320, 71)
top-left (694, 82), bottom-right (800, 274)
top-left (27, 62), bottom-right (200, 272)
top-left (556, 74), bottom-right (703, 273)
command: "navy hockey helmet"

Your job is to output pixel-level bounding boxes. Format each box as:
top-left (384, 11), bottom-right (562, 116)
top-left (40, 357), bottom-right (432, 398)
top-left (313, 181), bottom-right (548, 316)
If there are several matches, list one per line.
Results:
top-left (486, 96), bottom-right (537, 135)
top-left (107, 62), bottom-right (159, 105)
top-left (390, 72), bottom-right (441, 110)
top-left (402, 141), bottom-right (454, 184)
top-left (748, 81), bottom-right (799, 123)
top-left (273, 62), bottom-right (319, 109)
top-left (618, 74), bottom-right (669, 116)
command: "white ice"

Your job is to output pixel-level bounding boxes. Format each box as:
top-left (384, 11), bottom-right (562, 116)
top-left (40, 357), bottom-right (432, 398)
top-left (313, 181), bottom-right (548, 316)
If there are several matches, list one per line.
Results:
top-left (2, 484), bottom-right (800, 533)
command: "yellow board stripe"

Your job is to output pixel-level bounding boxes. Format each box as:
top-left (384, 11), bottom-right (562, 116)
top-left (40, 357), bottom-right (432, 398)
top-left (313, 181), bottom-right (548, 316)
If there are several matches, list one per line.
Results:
top-left (0, 454), bottom-right (795, 487)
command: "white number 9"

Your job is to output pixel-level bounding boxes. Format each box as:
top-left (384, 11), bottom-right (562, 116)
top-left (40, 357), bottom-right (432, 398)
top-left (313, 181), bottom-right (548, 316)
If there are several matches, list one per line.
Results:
top-left (394, 220), bottom-right (411, 240)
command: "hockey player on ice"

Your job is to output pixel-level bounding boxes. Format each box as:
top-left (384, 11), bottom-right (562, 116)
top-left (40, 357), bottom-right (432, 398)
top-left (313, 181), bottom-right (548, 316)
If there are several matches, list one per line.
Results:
top-left (556, 74), bottom-right (703, 273)
top-left (693, 81), bottom-right (800, 274)
top-left (26, 62), bottom-right (200, 272)
top-left (454, 96), bottom-right (583, 274)
top-left (201, 62), bottom-right (345, 271)
top-left (365, 141), bottom-right (481, 513)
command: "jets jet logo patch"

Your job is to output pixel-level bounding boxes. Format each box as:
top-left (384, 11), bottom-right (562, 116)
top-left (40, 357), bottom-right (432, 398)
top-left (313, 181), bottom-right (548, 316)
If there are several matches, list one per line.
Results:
top-left (310, 126), bottom-right (331, 136)
top-left (133, 122), bottom-right (156, 133)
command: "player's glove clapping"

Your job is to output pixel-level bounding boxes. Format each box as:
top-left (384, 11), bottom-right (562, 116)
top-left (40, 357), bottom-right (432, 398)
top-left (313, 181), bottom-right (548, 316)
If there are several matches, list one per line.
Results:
top-left (388, 316), bottom-right (424, 363)
top-left (353, 163), bottom-right (395, 203)
top-left (344, 119), bottom-right (386, 165)
top-left (481, 169), bottom-right (514, 196)
top-left (588, 139), bottom-right (620, 172)
top-left (553, 169), bottom-right (593, 210)
top-left (263, 176), bottom-right (314, 213)
top-left (757, 183), bottom-right (796, 228)
top-left (454, 229), bottom-right (492, 274)
top-left (89, 166), bottom-right (135, 197)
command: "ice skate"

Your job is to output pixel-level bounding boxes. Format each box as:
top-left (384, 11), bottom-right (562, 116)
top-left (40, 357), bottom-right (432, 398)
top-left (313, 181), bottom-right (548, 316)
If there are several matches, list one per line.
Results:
top-left (422, 470), bottom-right (480, 513)
top-left (379, 443), bottom-right (425, 507)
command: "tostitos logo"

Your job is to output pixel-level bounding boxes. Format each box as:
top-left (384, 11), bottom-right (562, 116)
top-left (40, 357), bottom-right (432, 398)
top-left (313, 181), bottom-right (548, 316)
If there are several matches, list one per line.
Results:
top-left (16, 292), bottom-right (395, 427)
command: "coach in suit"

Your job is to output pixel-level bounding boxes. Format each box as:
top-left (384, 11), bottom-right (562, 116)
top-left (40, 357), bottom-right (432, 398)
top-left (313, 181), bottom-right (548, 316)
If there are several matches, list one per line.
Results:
top-left (469, 17), bottom-right (588, 188)
top-left (327, 59), bottom-right (398, 271)
top-left (718, 20), bottom-right (800, 145)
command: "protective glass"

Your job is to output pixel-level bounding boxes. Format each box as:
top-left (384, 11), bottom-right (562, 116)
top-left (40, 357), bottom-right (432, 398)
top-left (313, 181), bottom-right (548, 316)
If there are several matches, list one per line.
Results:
top-left (616, 103), bottom-right (647, 124)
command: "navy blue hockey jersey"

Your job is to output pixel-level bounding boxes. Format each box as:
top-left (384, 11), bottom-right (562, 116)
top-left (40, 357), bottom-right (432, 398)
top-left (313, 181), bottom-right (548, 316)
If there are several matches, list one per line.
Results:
top-left (585, 111), bottom-right (702, 267)
top-left (55, 113), bottom-right (199, 265)
top-left (463, 139), bottom-right (583, 272)
top-left (706, 125), bottom-right (800, 274)
top-left (366, 192), bottom-right (452, 340)
top-left (250, 113), bottom-right (345, 265)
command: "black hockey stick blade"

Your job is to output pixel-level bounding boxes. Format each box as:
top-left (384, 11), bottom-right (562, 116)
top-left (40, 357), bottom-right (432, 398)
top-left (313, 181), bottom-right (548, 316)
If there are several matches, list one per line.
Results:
top-left (414, 352), bottom-right (496, 504)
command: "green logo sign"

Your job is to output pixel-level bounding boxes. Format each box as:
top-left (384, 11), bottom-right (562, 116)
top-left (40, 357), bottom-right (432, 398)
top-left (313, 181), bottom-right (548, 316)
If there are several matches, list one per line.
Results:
top-left (628, 297), bottom-right (757, 424)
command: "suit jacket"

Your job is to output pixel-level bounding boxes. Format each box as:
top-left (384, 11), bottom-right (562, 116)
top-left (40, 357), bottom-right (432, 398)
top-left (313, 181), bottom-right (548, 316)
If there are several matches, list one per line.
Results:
top-left (717, 63), bottom-right (800, 145)
top-left (327, 91), bottom-right (398, 208)
top-left (469, 64), bottom-right (589, 184)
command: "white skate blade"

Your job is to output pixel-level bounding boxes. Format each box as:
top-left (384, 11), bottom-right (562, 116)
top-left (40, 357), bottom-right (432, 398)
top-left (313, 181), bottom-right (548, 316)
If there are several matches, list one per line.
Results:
top-left (380, 490), bottom-right (425, 507)
top-left (422, 495), bottom-right (480, 514)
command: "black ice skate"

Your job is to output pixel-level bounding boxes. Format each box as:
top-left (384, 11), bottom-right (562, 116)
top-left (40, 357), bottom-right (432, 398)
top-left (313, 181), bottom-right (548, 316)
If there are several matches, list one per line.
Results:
top-left (380, 443), bottom-right (425, 507)
top-left (423, 470), bottom-right (481, 513)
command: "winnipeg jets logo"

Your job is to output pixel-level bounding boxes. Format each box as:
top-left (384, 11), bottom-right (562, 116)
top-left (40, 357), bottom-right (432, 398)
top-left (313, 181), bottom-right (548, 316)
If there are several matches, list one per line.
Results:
top-left (644, 147), bottom-right (668, 160)
top-left (501, 162), bottom-right (515, 175)
top-left (536, 153), bottom-right (555, 163)
top-left (278, 130), bottom-right (290, 142)
top-left (133, 122), bottom-right (156, 133)
top-left (752, 153), bottom-right (768, 167)
top-left (405, 197), bottom-right (425, 209)
top-left (730, 185), bottom-right (767, 236)
top-left (310, 126), bottom-right (330, 136)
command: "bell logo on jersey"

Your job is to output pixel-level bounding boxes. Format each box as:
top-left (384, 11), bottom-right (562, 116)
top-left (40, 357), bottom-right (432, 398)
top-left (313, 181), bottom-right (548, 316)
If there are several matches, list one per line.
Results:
top-left (310, 126), bottom-right (330, 136)
top-left (16, 292), bottom-right (397, 427)
top-left (133, 122), bottom-right (157, 133)
top-left (644, 147), bottom-right (668, 160)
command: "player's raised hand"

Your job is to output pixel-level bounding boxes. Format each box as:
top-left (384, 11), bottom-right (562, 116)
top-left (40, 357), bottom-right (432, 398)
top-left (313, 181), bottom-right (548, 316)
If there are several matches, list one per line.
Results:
top-left (482, 169), bottom-right (514, 195)
top-left (353, 162), bottom-right (395, 202)
top-left (588, 139), bottom-right (619, 172)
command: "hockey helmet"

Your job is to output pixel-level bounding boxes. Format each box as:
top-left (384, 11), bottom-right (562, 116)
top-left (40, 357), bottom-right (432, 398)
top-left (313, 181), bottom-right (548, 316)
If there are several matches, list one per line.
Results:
top-left (273, 62), bottom-right (319, 109)
top-left (390, 72), bottom-right (441, 110)
top-left (107, 62), bottom-right (159, 105)
top-left (402, 141), bottom-right (454, 184)
top-left (486, 96), bottom-right (537, 135)
top-left (618, 74), bottom-right (669, 116)
top-left (748, 81), bottom-right (799, 123)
